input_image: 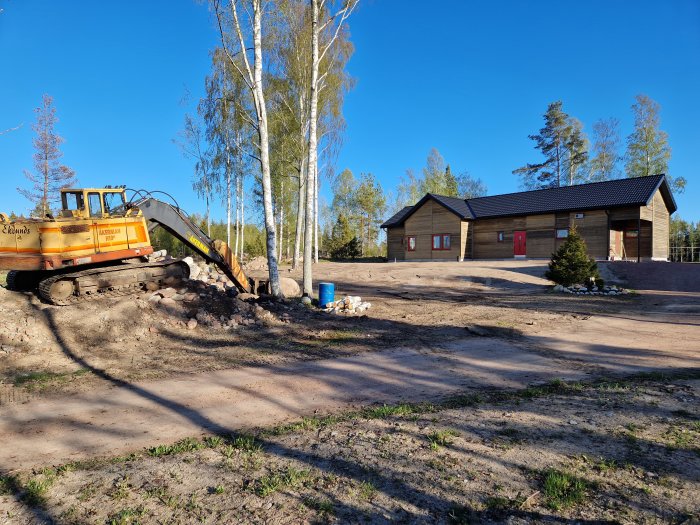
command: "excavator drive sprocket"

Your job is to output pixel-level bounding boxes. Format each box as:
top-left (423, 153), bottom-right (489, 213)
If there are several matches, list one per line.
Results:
top-left (37, 260), bottom-right (190, 305)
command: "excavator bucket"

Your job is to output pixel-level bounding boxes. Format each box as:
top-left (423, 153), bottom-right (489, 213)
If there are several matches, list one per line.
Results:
top-left (212, 240), bottom-right (259, 294)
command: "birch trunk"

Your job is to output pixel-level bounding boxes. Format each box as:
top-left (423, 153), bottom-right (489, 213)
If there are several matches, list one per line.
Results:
top-left (303, 0), bottom-right (320, 296)
top-left (226, 146), bottom-right (232, 247)
top-left (292, 157), bottom-right (306, 269)
top-left (251, 0), bottom-right (281, 296)
top-left (240, 183), bottom-right (245, 262)
top-left (313, 165), bottom-right (319, 263)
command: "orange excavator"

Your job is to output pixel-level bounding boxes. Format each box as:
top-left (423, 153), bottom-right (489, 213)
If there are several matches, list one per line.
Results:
top-left (0, 186), bottom-right (263, 304)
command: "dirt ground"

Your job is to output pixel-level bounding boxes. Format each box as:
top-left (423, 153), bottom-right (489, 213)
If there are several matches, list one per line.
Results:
top-left (0, 260), bottom-right (699, 523)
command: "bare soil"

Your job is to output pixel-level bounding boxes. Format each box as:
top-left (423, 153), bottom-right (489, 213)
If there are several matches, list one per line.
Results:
top-left (0, 260), bottom-right (699, 523)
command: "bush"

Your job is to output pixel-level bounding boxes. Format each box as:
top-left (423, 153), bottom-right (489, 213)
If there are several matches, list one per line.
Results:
top-left (330, 236), bottom-right (361, 259)
top-left (545, 226), bottom-right (601, 287)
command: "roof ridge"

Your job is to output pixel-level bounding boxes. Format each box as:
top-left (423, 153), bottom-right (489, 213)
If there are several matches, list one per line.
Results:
top-left (466, 174), bottom-right (665, 203)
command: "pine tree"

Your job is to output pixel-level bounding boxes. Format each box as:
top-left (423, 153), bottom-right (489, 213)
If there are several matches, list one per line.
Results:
top-left (18, 95), bottom-right (76, 217)
top-left (625, 94), bottom-right (684, 193)
top-left (513, 101), bottom-right (588, 189)
top-left (545, 226), bottom-right (601, 286)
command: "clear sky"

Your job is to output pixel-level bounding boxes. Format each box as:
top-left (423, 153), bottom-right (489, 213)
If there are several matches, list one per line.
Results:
top-left (1, 0), bottom-right (698, 223)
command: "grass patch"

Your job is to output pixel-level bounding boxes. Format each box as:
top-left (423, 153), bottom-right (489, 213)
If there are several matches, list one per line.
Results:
top-left (255, 466), bottom-right (309, 497)
top-left (147, 437), bottom-right (204, 457)
top-left (14, 369), bottom-right (89, 390)
top-left (303, 495), bottom-right (334, 514)
top-left (542, 469), bottom-right (588, 510)
top-left (107, 506), bottom-right (146, 525)
top-left (357, 480), bottom-right (377, 501)
top-left (428, 429), bottom-right (459, 450)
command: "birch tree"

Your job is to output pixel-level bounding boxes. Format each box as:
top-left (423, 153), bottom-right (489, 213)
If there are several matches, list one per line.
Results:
top-left (175, 114), bottom-right (216, 236)
top-left (625, 94), bottom-right (684, 193)
top-left (214, 0), bottom-right (282, 297)
top-left (303, 0), bottom-right (358, 296)
top-left (588, 118), bottom-right (621, 182)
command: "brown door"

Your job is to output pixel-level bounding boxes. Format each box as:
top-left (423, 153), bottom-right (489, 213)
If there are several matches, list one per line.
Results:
top-left (514, 231), bottom-right (526, 256)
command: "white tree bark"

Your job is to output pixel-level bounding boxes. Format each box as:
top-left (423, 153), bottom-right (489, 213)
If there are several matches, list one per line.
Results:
top-left (292, 156), bottom-right (306, 269)
top-left (303, 0), bottom-right (320, 297)
top-left (313, 164), bottom-right (319, 263)
top-left (217, 0), bottom-right (281, 295)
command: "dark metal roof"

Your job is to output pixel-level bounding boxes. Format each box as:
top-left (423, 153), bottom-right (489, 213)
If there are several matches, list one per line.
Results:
top-left (381, 175), bottom-right (677, 227)
top-left (380, 206), bottom-right (413, 228)
top-left (467, 174), bottom-right (676, 218)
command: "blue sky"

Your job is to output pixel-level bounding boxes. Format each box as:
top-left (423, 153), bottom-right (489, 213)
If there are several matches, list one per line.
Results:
top-left (1, 0), bottom-right (698, 223)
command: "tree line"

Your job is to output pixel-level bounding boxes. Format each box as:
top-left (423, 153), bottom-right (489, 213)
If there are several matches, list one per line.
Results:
top-left (513, 95), bottom-right (686, 194)
top-left (178, 0), bottom-right (359, 298)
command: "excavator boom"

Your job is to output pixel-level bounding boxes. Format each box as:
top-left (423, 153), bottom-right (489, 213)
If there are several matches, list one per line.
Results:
top-left (131, 197), bottom-right (256, 294)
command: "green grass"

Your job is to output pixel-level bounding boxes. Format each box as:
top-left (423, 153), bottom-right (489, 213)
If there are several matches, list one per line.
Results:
top-left (147, 437), bottom-right (204, 457)
top-left (107, 506), bottom-right (146, 525)
top-left (428, 429), bottom-right (459, 450)
top-left (14, 369), bottom-right (89, 390)
top-left (357, 480), bottom-right (377, 501)
top-left (303, 496), bottom-right (334, 514)
top-left (255, 466), bottom-right (310, 497)
top-left (542, 469), bottom-right (588, 510)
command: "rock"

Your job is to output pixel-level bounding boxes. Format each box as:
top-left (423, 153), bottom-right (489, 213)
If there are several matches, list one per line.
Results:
top-left (145, 282), bottom-right (160, 291)
top-left (569, 420), bottom-right (578, 425)
top-left (159, 287), bottom-right (177, 299)
top-left (159, 297), bottom-right (178, 309)
top-left (183, 292), bottom-right (199, 303)
top-left (301, 296), bottom-right (313, 305)
top-left (148, 294), bottom-right (161, 304)
top-left (187, 318), bottom-right (198, 330)
top-left (238, 293), bottom-right (259, 302)
top-left (171, 293), bottom-right (185, 302)
top-left (553, 284), bottom-right (565, 292)
top-left (279, 277), bottom-right (301, 298)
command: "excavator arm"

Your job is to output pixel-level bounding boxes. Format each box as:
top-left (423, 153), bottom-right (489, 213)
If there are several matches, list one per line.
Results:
top-left (130, 198), bottom-right (259, 294)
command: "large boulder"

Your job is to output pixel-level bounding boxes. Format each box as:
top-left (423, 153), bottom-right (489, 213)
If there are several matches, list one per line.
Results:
top-left (278, 277), bottom-right (302, 298)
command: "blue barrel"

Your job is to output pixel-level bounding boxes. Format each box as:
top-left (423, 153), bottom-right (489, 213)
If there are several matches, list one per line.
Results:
top-left (318, 282), bottom-right (335, 307)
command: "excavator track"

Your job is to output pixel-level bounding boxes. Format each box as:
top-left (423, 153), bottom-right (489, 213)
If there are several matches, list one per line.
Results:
top-left (37, 260), bottom-right (190, 305)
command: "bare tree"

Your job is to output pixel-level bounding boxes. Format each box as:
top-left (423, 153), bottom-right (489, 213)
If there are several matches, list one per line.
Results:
top-left (214, 0), bottom-right (282, 297)
top-left (18, 95), bottom-right (76, 217)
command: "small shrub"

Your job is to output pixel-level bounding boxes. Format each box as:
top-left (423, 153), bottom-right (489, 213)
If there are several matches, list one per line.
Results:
top-left (545, 226), bottom-right (601, 287)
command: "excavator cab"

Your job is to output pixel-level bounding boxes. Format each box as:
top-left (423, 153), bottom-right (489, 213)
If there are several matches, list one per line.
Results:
top-left (60, 188), bottom-right (128, 219)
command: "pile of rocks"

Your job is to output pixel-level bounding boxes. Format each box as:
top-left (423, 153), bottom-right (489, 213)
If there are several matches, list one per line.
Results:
top-left (553, 283), bottom-right (629, 296)
top-left (323, 295), bottom-right (372, 315)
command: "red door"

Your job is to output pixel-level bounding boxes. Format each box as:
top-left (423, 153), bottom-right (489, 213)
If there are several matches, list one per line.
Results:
top-left (514, 231), bottom-right (526, 257)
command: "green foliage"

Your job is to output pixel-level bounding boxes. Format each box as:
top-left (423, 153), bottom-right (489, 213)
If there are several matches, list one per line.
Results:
top-left (513, 100), bottom-right (589, 189)
top-left (589, 118), bottom-right (621, 181)
top-left (542, 469), bottom-right (588, 510)
top-left (669, 217), bottom-right (700, 262)
top-left (625, 94), bottom-right (684, 192)
top-left (149, 219), bottom-right (266, 259)
top-left (325, 213), bottom-right (361, 259)
top-left (545, 227), bottom-right (600, 286)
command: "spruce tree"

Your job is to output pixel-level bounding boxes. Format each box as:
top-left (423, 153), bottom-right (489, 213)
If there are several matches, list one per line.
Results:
top-left (18, 95), bottom-right (76, 217)
top-left (545, 226), bottom-right (601, 286)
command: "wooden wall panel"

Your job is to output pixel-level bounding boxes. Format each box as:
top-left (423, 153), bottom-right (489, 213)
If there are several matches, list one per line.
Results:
top-left (403, 199), bottom-right (464, 260)
top-left (461, 221), bottom-right (470, 259)
top-left (570, 210), bottom-right (608, 258)
top-left (472, 217), bottom-right (516, 259)
top-left (386, 227), bottom-right (405, 261)
top-left (651, 190), bottom-right (670, 259)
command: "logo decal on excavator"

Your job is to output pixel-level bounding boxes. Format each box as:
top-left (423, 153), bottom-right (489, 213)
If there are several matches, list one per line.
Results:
top-left (2, 224), bottom-right (31, 235)
top-left (188, 235), bottom-right (210, 256)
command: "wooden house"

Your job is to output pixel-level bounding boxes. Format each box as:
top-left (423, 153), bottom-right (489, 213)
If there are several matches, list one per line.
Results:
top-left (381, 174), bottom-right (677, 262)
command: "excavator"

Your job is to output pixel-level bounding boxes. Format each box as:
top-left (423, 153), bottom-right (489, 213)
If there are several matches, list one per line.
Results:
top-left (0, 186), bottom-right (264, 305)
